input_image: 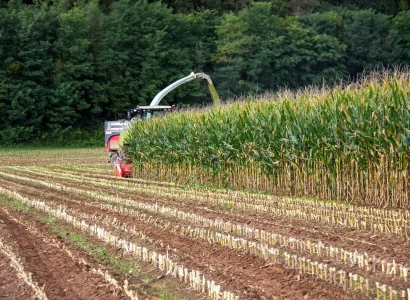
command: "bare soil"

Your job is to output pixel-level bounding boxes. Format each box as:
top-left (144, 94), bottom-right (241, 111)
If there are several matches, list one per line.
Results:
top-left (0, 157), bottom-right (408, 300)
top-left (3, 169), bottom-right (409, 267)
top-left (0, 208), bottom-right (127, 300)
top-left (0, 221), bottom-right (36, 300)
top-left (0, 176), bottom-right (359, 300)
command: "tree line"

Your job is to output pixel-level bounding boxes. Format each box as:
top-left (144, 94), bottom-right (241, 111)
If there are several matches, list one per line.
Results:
top-left (0, 0), bottom-right (409, 145)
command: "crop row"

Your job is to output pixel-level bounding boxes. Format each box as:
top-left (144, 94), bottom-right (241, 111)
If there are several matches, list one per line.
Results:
top-left (49, 164), bottom-right (410, 223)
top-left (3, 183), bottom-right (409, 300)
top-left (0, 187), bottom-right (238, 300)
top-left (8, 166), bottom-right (410, 237)
top-left (50, 164), bottom-right (177, 187)
top-left (34, 164), bottom-right (410, 222)
top-left (48, 164), bottom-right (409, 239)
top-left (0, 236), bottom-right (48, 300)
top-left (132, 161), bottom-right (410, 209)
top-left (34, 165), bottom-right (410, 224)
top-left (0, 172), bottom-right (408, 289)
top-left (0, 207), bottom-right (136, 300)
top-left (0, 148), bottom-right (107, 166)
top-left (1, 170), bottom-right (409, 277)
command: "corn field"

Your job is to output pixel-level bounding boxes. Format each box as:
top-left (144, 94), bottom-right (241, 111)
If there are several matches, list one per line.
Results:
top-left (126, 71), bottom-right (410, 209)
top-left (1, 69), bottom-right (410, 299)
top-left (0, 149), bottom-right (409, 299)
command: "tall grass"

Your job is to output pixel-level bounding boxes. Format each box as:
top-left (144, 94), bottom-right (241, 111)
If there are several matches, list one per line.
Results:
top-left (126, 71), bottom-right (410, 208)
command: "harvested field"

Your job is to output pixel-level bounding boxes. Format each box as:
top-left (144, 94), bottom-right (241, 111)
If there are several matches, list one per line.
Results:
top-left (0, 148), bottom-right (409, 300)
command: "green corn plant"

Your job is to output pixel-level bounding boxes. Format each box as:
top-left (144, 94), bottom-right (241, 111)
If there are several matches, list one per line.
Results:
top-left (125, 70), bottom-right (410, 208)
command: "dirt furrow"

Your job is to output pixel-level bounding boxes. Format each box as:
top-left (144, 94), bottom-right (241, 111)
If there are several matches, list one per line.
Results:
top-left (0, 197), bottom-right (206, 300)
top-left (0, 176), bottom-right (363, 300)
top-left (2, 174), bottom-right (408, 293)
top-left (0, 205), bottom-right (126, 300)
top-left (2, 169), bottom-right (409, 268)
top-left (0, 231), bottom-right (38, 300)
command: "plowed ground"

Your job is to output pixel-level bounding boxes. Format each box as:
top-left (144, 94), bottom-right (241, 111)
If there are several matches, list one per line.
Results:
top-left (0, 148), bottom-right (408, 300)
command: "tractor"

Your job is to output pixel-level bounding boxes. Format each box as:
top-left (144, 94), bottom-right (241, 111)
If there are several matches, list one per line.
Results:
top-left (104, 72), bottom-right (219, 177)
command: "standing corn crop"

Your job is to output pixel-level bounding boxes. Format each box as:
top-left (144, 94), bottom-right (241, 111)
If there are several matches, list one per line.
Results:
top-left (126, 71), bottom-right (410, 209)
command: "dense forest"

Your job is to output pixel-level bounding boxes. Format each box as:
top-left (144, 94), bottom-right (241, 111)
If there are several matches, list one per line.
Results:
top-left (0, 0), bottom-right (409, 145)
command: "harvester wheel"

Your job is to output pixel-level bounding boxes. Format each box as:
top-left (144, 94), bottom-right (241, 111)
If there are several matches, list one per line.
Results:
top-left (110, 153), bottom-right (118, 168)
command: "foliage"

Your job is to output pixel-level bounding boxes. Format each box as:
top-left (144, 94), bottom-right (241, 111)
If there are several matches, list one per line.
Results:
top-left (302, 9), bottom-right (404, 78)
top-left (126, 71), bottom-right (410, 206)
top-left (339, 9), bottom-right (402, 76)
top-left (127, 71), bottom-right (410, 168)
top-left (213, 3), bottom-right (347, 98)
top-left (0, 2), bottom-right (57, 142)
top-left (0, 0), bottom-right (409, 145)
top-left (394, 10), bottom-right (410, 64)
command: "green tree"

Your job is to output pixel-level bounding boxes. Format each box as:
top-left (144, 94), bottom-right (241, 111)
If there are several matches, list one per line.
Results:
top-left (0, 2), bottom-right (58, 143)
top-left (163, 10), bottom-right (220, 105)
top-left (394, 10), bottom-right (410, 64)
top-left (95, 0), bottom-right (179, 116)
top-left (52, 4), bottom-right (96, 130)
top-left (95, 0), bottom-right (216, 116)
top-left (291, 27), bottom-right (347, 85)
top-left (300, 11), bottom-right (344, 39)
top-left (213, 3), bottom-right (347, 98)
top-left (323, 0), bottom-right (399, 14)
top-left (158, 0), bottom-right (251, 13)
top-left (340, 9), bottom-right (402, 76)
top-left (213, 13), bottom-right (253, 97)
top-left (399, 0), bottom-right (409, 11)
